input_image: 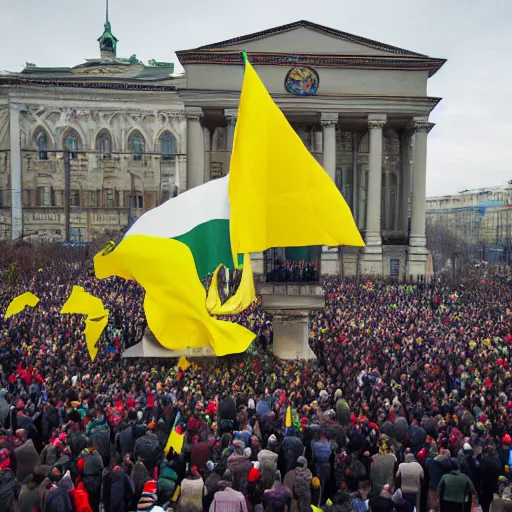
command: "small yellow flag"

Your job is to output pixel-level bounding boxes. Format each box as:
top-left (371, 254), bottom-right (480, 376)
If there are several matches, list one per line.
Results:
top-left (177, 356), bottom-right (191, 371)
top-left (5, 292), bottom-right (39, 319)
top-left (312, 506), bottom-right (323, 512)
top-left (285, 406), bottom-right (292, 428)
top-left (60, 286), bottom-right (109, 361)
top-left (164, 428), bottom-right (184, 456)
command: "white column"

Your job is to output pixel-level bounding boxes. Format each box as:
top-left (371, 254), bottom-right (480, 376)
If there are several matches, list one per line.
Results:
top-left (366, 114), bottom-right (386, 242)
top-left (320, 113), bottom-right (338, 182)
top-left (314, 130), bottom-right (323, 155)
top-left (203, 126), bottom-right (211, 182)
top-left (185, 107), bottom-right (204, 190)
top-left (319, 113), bottom-right (339, 276)
top-left (407, 118), bottom-right (434, 278)
top-left (9, 104), bottom-right (22, 240)
top-left (352, 134), bottom-right (360, 226)
top-left (360, 114), bottom-right (386, 275)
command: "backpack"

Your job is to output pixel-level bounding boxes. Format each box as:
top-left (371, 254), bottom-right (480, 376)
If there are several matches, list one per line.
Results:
top-left (348, 458), bottom-right (366, 480)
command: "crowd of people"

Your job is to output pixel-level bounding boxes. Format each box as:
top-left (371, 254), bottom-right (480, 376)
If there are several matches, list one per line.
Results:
top-left (266, 260), bottom-right (319, 283)
top-left (0, 247), bottom-right (510, 512)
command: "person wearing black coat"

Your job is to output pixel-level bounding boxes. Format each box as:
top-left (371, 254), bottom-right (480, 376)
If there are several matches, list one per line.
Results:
top-left (101, 465), bottom-right (134, 512)
top-left (81, 446), bottom-right (104, 512)
top-left (479, 447), bottom-right (503, 512)
top-left (115, 422), bottom-right (134, 458)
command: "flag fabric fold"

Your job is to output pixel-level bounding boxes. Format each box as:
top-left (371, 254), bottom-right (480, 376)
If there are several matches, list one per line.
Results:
top-left (206, 254), bottom-right (256, 316)
top-left (60, 286), bottom-right (109, 361)
top-left (229, 59), bottom-right (364, 258)
top-left (93, 173), bottom-right (257, 357)
top-left (5, 292), bottom-right (39, 319)
top-left (94, 236), bottom-right (254, 357)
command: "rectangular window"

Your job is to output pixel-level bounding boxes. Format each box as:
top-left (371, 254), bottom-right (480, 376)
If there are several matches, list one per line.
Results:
top-left (0, 190), bottom-right (9, 207)
top-left (105, 189), bottom-right (115, 208)
top-left (210, 162), bottom-right (223, 180)
top-left (390, 258), bottom-right (400, 277)
top-left (69, 190), bottom-right (80, 207)
top-left (36, 187), bottom-right (53, 207)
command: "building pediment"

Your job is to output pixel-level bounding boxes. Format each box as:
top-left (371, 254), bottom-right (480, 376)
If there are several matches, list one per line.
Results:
top-left (177, 21), bottom-right (445, 77)
top-left (190, 21), bottom-right (424, 57)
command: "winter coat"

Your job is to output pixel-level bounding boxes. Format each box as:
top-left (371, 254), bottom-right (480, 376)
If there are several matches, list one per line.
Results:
top-left (336, 398), bottom-right (351, 426)
top-left (41, 407), bottom-right (60, 443)
top-left (101, 469), bottom-right (134, 512)
top-left (281, 436), bottom-right (304, 475)
top-left (14, 439), bottom-right (41, 483)
top-left (131, 461), bottom-right (150, 504)
top-left (258, 450), bottom-right (279, 490)
top-left (157, 464), bottom-right (178, 505)
top-left (227, 454), bottom-right (252, 491)
top-left (115, 426), bottom-right (134, 458)
top-left (294, 466), bottom-right (313, 512)
top-left (68, 431), bottom-right (88, 460)
top-left (44, 477), bottom-right (74, 512)
top-left (82, 449), bottom-right (103, 494)
top-left (89, 424), bottom-right (110, 460)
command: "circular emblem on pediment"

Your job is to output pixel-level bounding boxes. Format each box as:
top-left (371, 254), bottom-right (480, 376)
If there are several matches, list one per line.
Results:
top-left (284, 66), bottom-right (319, 96)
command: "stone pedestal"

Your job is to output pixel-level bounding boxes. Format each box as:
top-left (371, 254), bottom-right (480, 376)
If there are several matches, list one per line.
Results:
top-left (406, 239), bottom-right (428, 280)
top-left (123, 329), bottom-right (215, 358)
top-left (272, 311), bottom-right (316, 360)
top-left (360, 235), bottom-right (383, 275)
top-left (258, 283), bottom-right (324, 361)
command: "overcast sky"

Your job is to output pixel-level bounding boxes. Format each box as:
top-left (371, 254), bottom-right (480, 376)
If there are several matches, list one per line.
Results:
top-left (1, 0), bottom-right (511, 197)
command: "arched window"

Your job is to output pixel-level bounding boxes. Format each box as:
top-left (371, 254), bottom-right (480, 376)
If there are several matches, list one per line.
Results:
top-left (128, 131), bottom-right (145, 161)
top-left (159, 131), bottom-right (177, 160)
top-left (35, 129), bottom-right (49, 160)
top-left (64, 130), bottom-right (81, 160)
top-left (96, 130), bottom-right (112, 159)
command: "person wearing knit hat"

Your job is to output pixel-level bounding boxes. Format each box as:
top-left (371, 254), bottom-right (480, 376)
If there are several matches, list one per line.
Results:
top-left (137, 480), bottom-right (165, 511)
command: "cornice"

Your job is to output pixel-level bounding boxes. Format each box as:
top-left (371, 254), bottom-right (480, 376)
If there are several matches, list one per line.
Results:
top-left (175, 51), bottom-right (446, 77)
top-left (0, 77), bottom-right (177, 92)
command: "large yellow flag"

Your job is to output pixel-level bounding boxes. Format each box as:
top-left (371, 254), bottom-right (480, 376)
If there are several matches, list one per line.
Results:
top-left (229, 57), bottom-right (364, 257)
top-left (5, 292), bottom-right (39, 319)
top-left (60, 286), bottom-right (109, 361)
top-left (94, 237), bottom-right (255, 356)
top-left (206, 254), bottom-right (256, 316)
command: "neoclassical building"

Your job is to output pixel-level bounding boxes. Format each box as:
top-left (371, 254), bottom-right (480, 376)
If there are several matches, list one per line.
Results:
top-left (0, 16), bottom-right (445, 278)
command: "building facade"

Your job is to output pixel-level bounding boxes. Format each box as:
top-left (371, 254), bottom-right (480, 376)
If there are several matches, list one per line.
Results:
top-left (0, 18), bottom-right (445, 278)
top-left (426, 184), bottom-right (512, 263)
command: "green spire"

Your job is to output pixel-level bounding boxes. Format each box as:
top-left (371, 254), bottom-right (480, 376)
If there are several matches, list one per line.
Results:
top-left (98, 0), bottom-right (118, 58)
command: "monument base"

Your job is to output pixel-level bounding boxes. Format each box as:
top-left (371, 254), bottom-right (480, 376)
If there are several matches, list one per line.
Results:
top-left (258, 283), bottom-right (324, 362)
top-left (272, 311), bottom-right (317, 361)
top-left (122, 330), bottom-right (216, 358)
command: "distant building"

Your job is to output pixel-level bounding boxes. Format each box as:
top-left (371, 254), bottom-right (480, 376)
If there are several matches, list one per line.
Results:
top-left (426, 183), bottom-right (512, 263)
top-left (0, 8), bottom-right (445, 278)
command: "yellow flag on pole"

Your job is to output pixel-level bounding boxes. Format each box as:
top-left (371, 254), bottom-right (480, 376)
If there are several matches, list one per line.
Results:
top-left (229, 57), bottom-right (364, 259)
top-left (177, 356), bottom-right (191, 371)
top-left (164, 428), bottom-right (184, 456)
top-left (285, 406), bottom-right (292, 428)
top-left (5, 292), bottom-right (39, 319)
